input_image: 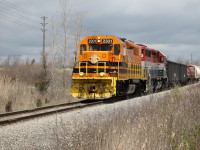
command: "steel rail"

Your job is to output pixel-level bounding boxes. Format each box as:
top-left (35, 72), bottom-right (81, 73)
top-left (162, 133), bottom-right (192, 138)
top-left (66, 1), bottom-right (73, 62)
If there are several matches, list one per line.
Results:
top-left (0, 100), bottom-right (103, 126)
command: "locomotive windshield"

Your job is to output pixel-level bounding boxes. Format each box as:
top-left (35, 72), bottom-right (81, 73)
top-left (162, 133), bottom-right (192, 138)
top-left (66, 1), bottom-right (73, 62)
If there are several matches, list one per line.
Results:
top-left (89, 44), bottom-right (100, 51)
top-left (89, 44), bottom-right (112, 51)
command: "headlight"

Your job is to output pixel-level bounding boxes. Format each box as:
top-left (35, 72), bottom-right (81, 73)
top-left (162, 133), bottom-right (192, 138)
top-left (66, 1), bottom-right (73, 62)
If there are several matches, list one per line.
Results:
top-left (100, 72), bottom-right (105, 76)
top-left (79, 72), bottom-right (84, 76)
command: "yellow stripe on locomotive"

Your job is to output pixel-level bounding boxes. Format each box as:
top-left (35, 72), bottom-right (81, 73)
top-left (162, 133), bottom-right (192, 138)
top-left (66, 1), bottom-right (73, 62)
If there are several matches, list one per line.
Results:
top-left (71, 35), bottom-right (147, 99)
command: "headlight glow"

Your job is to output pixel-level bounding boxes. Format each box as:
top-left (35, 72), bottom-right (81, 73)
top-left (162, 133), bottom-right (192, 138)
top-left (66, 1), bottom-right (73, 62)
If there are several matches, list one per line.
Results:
top-left (79, 72), bottom-right (84, 76)
top-left (100, 72), bottom-right (105, 76)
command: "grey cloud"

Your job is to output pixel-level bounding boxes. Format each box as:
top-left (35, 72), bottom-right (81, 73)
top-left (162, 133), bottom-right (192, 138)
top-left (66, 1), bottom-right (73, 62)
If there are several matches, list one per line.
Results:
top-left (0, 0), bottom-right (200, 61)
top-left (84, 11), bottom-right (200, 45)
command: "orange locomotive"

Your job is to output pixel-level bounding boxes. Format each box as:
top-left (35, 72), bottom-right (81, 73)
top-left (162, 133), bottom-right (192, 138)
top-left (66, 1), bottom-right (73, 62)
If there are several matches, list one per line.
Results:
top-left (71, 35), bottom-right (147, 99)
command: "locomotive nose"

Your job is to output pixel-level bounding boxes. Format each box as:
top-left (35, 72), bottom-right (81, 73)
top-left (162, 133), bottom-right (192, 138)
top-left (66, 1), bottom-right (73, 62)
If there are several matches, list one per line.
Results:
top-left (89, 54), bottom-right (100, 64)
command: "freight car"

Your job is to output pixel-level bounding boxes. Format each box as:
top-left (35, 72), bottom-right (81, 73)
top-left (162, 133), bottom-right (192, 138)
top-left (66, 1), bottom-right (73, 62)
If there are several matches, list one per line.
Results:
top-left (70, 35), bottom-right (199, 99)
top-left (187, 65), bottom-right (200, 82)
top-left (166, 60), bottom-right (188, 86)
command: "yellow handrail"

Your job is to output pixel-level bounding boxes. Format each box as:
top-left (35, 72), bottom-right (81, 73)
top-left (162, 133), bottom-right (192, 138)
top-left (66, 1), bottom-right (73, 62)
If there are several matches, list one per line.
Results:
top-left (79, 62), bottom-right (88, 76)
top-left (118, 62), bottom-right (120, 79)
top-left (79, 62), bottom-right (107, 77)
top-left (97, 62), bottom-right (106, 75)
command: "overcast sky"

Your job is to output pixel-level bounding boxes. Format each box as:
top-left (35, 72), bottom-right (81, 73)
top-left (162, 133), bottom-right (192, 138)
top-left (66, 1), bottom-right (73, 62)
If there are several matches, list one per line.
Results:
top-left (0, 0), bottom-right (200, 63)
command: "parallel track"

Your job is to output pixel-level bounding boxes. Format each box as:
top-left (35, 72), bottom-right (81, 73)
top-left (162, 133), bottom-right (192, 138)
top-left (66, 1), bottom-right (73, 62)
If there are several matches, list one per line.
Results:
top-left (0, 100), bottom-right (103, 126)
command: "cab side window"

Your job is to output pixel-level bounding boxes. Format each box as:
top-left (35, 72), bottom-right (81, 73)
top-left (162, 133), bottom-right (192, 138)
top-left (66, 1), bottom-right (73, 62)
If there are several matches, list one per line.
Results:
top-left (146, 49), bottom-right (151, 57)
top-left (114, 44), bottom-right (120, 55)
top-left (160, 56), bottom-right (164, 63)
top-left (80, 44), bottom-right (86, 55)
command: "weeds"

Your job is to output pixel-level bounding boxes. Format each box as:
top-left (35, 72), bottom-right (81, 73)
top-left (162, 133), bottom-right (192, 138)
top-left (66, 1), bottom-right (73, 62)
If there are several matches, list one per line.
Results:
top-left (35, 78), bottom-right (50, 93)
top-left (36, 99), bottom-right (42, 107)
top-left (0, 64), bottom-right (76, 113)
top-left (5, 101), bottom-right (12, 112)
top-left (53, 83), bottom-right (200, 149)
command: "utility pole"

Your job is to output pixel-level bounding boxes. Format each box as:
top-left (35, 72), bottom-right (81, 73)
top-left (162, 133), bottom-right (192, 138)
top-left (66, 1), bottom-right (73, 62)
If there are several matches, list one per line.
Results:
top-left (41, 16), bottom-right (48, 75)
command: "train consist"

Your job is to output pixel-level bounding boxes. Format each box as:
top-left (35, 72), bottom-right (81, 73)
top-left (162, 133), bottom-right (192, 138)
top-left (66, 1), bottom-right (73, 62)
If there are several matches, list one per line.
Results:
top-left (71, 35), bottom-right (200, 99)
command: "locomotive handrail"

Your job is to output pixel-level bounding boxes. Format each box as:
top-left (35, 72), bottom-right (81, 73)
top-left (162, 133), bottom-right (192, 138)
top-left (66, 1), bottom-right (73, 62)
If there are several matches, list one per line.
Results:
top-left (141, 67), bottom-right (148, 80)
top-left (79, 62), bottom-right (88, 76)
top-left (77, 61), bottom-right (147, 79)
top-left (128, 62), bottom-right (131, 79)
top-left (97, 62), bottom-right (106, 75)
top-left (118, 61), bottom-right (120, 79)
top-left (132, 64), bottom-right (140, 79)
top-left (78, 61), bottom-right (107, 77)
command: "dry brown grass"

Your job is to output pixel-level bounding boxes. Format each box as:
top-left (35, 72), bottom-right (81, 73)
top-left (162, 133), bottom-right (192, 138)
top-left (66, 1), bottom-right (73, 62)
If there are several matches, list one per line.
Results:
top-left (2, 64), bottom-right (43, 85)
top-left (0, 76), bottom-right (36, 113)
top-left (55, 83), bottom-right (200, 150)
top-left (0, 64), bottom-right (77, 113)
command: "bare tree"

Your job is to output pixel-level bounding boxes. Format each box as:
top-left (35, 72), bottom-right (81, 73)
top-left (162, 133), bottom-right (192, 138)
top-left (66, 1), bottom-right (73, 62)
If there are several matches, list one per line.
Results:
top-left (193, 58), bottom-right (200, 65)
top-left (12, 55), bottom-right (21, 66)
top-left (46, 1), bottom-right (85, 91)
top-left (48, 18), bottom-right (59, 70)
top-left (72, 11), bottom-right (85, 66)
top-left (175, 57), bottom-right (190, 65)
top-left (59, 0), bottom-right (71, 88)
top-left (3, 55), bottom-right (11, 67)
top-left (25, 57), bottom-right (30, 65)
top-left (47, 17), bottom-right (61, 94)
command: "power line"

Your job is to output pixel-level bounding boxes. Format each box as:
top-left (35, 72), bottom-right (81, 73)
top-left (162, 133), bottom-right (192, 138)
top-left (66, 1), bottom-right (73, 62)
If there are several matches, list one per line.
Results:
top-left (1, 0), bottom-right (41, 17)
top-left (0, 14), bottom-right (40, 29)
top-left (0, 0), bottom-right (43, 29)
top-left (0, 5), bottom-right (41, 24)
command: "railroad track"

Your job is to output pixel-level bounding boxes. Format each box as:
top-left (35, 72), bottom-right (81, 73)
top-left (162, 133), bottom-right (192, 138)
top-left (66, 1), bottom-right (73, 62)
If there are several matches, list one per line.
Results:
top-left (0, 95), bottom-right (132, 126)
top-left (1, 82), bottom-right (198, 126)
top-left (0, 100), bottom-right (103, 126)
